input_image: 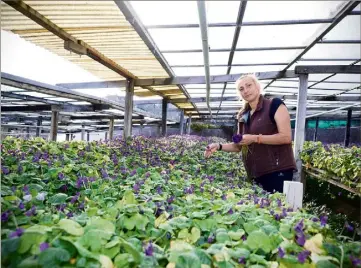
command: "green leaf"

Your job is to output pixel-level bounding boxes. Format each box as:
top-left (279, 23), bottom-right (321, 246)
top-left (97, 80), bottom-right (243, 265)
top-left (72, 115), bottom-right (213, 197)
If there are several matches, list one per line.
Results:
top-left (316, 260), bottom-right (339, 268)
top-left (193, 219), bottom-right (217, 232)
top-left (228, 229), bottom-right (245, 241)
top-left (2, 237), bottom-right (20, 257)
top-left (98, 254), bottom-right (114, 268)
top-left (249, 254), bottom-right (267, 265)
top-left (261, 225), bottom-right (278, 235)
top-left (216, 261), bottom-right (235, 268)
top-left (18, 232), bottom-right (46, 254)
top-left (175, 252), bottom-right (201, 268)
top-left (38, 247), bottom-right (71, 267)
top-left (58, 219), bottom-right (84, 236)
top-left (102, 245), bottom-right (121, 259)
top-left (168, 216), bottom-right (191, 229)
top-left (87, 218), bottom-right (115, 234)
top-left (280, 224), bottom-right (294, 240)
top-left (216, 232), bottom-right (230, 243)
top-left (122, 190), bottom-right (137, 205)
top-left (131, 213), bottom-right (149, 231)
top-left (4, 195), bottom-right (19, 201)
top-left (17, 256), bottom-right (39, 268)
top-left (178, 228), bottom-right (189, 239)
top-left (119, 237), bottom-right (142, 264)
top-left (124, 216), bottom-right (135, 230)
top-left (229, 248), bottom-right (250, 259)
top-left (194, 248), bottom-right (212, 265)
top-left (48, 193), bottom-right (68, 205)
top-left (80, 229), bottom-right (111, 252)
top-left (246, 231), bottom-right (272, 253)
top-left (244, 222), bottom-right (258, 234)
top-left (114, 253), bottom-right (134, 268)
top-left (76, 257), bottom-right (87, 267)
top-left (190, 227), bottom-right (201, 244)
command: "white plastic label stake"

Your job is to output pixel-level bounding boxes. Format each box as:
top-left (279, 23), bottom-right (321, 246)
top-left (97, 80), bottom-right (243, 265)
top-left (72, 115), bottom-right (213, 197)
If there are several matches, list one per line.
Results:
top-left (283, 181), bottom-right (303, 210)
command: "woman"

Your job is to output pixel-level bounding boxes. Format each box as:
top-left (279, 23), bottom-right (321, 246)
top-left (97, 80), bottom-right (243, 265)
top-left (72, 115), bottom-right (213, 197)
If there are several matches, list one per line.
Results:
top-left (204, 74), bottom-right (296, 193)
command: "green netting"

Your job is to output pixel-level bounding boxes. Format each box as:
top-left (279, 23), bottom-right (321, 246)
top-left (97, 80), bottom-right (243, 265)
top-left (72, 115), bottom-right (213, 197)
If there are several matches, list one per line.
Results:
top-left (291, 120), bottom-right (360, 129)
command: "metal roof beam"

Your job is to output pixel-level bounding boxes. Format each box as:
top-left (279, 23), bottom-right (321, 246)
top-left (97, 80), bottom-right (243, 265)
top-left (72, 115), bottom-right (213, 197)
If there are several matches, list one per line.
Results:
top-left (1, 91), bottom-right (67, 106)
top-left (161, 46), bottom-right (305, 53)
top-left (146, 12), bottom-right (360, 28)
top-left (1, 104), bottom-right (110, 113)
top-left (264, 1), bottom-right (360, 89)
top-left (1, 72), bottom-right (162, 119)
top-left (135, 71), bottom-right (296, 86)
top-left (295, 65), bottom-right (360, 74)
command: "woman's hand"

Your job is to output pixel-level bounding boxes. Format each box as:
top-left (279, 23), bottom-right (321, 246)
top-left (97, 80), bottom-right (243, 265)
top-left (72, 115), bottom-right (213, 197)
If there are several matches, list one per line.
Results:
top-left (204, 143), bottom-right (219, 158)
top-left (239, 134), bottom-right (257, 145)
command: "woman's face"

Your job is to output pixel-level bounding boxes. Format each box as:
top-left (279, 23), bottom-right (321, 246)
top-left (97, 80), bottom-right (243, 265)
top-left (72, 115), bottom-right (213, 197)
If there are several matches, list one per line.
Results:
top-left (237, 77), bottom-right (260, 103)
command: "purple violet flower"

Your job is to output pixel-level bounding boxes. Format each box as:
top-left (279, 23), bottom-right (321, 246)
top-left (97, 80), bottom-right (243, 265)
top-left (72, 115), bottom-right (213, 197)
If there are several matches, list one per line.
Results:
top-left (232, 134), bottom-right (243, 143)
top-left (320, 215), bottom-right (328, 227)
top-left (9, 228), bottom-right (24, 238)
top-left (241, 234), bottom-right (247, 241)
top-left (277, 199), bottom-right (282, 207)
top-left (19, 202), bottom-right (25, 210)
top-left (207, 234), bottom-right (215, 243)
top-left (1, 211), bottom-right (10, 222)
top-left (39, 242), bottom-right (49, 252)
top-left (58, 172), bottom-right (64, 180)
top-left (25, 206), bottom-right (37, 217)
top-left (296, 232), bottom-right (306, 246)
top-left (345, 222), bottom-right (354, 232)
top-left (1, 166), bottom-right (10, 175)
top-left (278, 247), bottom-right (285, 258)
top-left (238, 257), bottom-right (246, 264)
top-left (350, 256), bottom-right (361, 267)
top-left (133, 183), bottom-right (140, 193)
top-left (228, 208), bottom-right (234, 214)
top-left (144, 241), bottom-right (154, 256)
top-left (294, 219), bottom-right (304, 233)
top-left (297, 250), bottom-right (310, 264)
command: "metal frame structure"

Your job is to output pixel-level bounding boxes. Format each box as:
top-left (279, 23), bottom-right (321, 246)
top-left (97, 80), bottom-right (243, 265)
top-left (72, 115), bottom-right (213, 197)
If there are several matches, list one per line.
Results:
top-left (1, 1), bottom-right (360, 143)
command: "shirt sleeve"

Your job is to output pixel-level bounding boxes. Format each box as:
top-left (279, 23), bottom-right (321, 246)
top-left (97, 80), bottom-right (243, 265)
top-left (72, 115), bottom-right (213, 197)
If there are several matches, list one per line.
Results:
top-left (269, 98), bottom-right (285, 124)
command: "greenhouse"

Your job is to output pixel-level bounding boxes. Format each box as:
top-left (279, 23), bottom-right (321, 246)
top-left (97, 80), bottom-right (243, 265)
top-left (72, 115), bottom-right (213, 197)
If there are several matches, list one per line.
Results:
top-left (1, 1), bottom-right (360, 267)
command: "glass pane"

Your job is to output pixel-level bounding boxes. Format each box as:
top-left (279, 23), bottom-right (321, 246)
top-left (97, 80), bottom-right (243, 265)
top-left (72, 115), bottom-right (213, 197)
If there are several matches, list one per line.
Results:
top-left (312, 82), bottom-right (358, 90)
top-left (237, 24), bottom-right (325, 48)
top-left (46, 97), bottom-right (77, 102)
top-left (21, 92), bottom-right (53, 98)
top-left (208, 27), bottom-right (235, 49)
top-left (148, 28), bottom-right (201, 50)
top-left (165, 52), bottom-right (204, 65)
top-left (303, 44), bottom-right (360, 59)
top-left (243, 1), bottom-right (345, 21)
top-left (130, 1), bottom-right (199, 25)
top-left (354, 3), bottom-right (360, 11)
top-left (207, 1), bottom-right (241, 23)
top-left (324, 16), bottom-right (360, 41)
top-left (1, 85), bottom-right (25, 92)
top-left (233, 50), bottom-right (302, 64)
top-left (230, 65), bottom-right (285, 74)
top-left (290, 61), bottom-right (354, 71)
top-left (172, 66), bottom-right (228, 76)
top-left (327, 74), bottom-right (361, 83)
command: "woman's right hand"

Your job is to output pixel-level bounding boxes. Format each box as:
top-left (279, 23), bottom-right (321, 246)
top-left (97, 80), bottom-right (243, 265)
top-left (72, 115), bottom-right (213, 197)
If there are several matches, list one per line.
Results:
top-left (204, 143), bottom-right (219, 158)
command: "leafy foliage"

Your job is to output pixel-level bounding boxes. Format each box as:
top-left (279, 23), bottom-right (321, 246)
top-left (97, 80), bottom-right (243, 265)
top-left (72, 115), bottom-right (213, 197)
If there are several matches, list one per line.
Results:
top-left (1, 136), bottom-right (360, 267)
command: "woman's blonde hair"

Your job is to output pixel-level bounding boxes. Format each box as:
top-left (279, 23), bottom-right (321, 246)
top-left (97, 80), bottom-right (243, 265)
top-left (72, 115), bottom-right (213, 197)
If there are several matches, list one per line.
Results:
top-left (236, 73), bottom-right (263, 120)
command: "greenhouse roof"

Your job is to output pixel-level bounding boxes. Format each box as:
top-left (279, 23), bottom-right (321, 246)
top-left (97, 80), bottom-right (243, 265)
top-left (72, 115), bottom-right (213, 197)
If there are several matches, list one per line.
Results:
top-left (1, 1), bottom-right (360, 129)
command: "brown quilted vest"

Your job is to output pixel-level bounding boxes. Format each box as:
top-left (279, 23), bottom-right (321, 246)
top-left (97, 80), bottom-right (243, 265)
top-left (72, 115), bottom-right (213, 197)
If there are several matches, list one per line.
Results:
top-left (238, 95), bottom-right (296, 178)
